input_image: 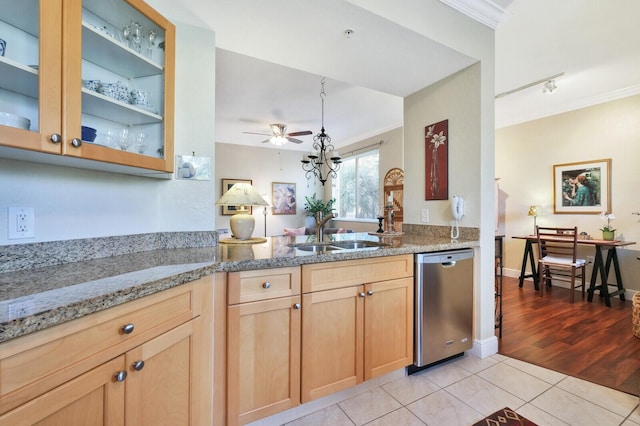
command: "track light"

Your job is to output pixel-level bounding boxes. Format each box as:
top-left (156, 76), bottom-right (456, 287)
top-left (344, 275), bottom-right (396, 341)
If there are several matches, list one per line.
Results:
top-left (543, 80), bottom-right (557, 94)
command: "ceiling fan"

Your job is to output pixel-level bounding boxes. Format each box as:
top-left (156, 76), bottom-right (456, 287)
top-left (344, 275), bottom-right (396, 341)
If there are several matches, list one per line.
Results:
top-left (243, 123), bottom-right (312, 145)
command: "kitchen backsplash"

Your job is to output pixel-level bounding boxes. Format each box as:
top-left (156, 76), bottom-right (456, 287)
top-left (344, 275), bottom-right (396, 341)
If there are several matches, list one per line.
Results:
top-left (0, 231), bottom-right (218, 274)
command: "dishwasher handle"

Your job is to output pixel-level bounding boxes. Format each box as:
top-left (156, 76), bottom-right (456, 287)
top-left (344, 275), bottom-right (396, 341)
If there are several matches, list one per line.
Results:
top-left (441, 261), bottom-right (457, 268)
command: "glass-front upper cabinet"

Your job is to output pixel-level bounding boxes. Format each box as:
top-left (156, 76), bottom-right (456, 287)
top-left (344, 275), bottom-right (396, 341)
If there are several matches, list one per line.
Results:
top-left (0, 0), bottom-right (175, 175)
top-left (0, 0), bottom-right (62, 154)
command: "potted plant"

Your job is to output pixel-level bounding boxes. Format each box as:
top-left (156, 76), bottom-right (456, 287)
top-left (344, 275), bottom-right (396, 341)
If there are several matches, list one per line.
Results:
top-left (304, 193), bottom-right (336, 226)
top-left (600, 211), bottom-right (616, 240)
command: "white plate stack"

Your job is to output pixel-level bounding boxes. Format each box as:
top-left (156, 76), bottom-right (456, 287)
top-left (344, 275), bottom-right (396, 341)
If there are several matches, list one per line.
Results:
top-left (0, 112), bottom-right (31, 130)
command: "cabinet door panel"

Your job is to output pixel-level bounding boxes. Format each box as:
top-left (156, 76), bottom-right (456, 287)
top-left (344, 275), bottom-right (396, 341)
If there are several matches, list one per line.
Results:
top-left (227, 296), bottom-right (301, 425)
top-left (0, 0), bottom-right (63, 153)
top-left (125, 320), bottom-right (195, 426)
top-left (301, 286), bottom-right (363, 403)
top-left (0, 356), bottom-right (124, 426)
top-left (364, 278), bottom-right (413, 380)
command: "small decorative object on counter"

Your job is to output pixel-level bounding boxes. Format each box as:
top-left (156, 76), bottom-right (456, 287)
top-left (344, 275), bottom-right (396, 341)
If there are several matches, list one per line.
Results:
top-left (600, 211), bottom-right (616, 240)
top-left (0, 38), bottom-right (6, 56)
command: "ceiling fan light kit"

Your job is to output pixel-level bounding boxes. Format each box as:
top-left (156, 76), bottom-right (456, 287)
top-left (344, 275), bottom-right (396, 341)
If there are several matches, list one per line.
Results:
top-left (301, 77), bottom-right (341, 186)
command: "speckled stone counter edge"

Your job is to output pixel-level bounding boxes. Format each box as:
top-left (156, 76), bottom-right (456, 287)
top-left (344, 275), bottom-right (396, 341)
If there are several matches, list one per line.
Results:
top-left (0, 231), bottom-right (219, 274)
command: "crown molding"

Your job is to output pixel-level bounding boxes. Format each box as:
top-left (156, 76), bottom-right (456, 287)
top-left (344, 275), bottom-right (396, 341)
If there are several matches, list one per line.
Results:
top-left (439, 0), bottom-right (511, 29)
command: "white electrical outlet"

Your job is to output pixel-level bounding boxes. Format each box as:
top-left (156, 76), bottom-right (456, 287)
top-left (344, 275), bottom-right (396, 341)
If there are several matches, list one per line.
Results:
top-left (586, 255), bottom-right (594, 264)
top-left (8, 207), bottom-right (35, 239)
top-left (421, 208), bottom-right (430, 223)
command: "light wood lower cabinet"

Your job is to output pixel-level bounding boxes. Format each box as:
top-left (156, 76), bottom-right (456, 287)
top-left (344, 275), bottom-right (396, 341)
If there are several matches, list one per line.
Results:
top-left (0, 277), bottom-right (213, 425)
top-left (223, 256), bottom-right (413, 424)
top-left (226, 267), bottom-right (301, 426)
top-left (301, 276), bottom-right (413, 402)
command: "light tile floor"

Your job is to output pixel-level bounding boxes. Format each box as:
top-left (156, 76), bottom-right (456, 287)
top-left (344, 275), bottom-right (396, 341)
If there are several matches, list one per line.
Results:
top-left (253, 353), bottom-right (640, 426)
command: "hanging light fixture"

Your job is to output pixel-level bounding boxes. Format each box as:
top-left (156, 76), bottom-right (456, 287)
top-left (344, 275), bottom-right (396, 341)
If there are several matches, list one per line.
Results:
top-left (301, 77), bottom-right (341, 186)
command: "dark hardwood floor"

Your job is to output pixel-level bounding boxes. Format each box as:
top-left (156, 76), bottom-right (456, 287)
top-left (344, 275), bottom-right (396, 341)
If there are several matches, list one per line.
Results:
top-left (498, 276), bottom-right (640, 396)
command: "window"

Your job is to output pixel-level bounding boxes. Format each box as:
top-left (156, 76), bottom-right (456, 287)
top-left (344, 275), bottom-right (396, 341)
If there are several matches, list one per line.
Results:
top-left (332, 150), bottom-right (379, 219)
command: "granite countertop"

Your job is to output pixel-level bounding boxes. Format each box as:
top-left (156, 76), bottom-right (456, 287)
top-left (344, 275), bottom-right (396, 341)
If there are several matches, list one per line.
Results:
top-left (0, 230), bottom-right (479, 343)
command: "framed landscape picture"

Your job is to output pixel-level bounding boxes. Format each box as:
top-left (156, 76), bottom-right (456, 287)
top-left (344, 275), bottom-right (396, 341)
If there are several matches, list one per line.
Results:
top-left (221, 178), bottom-right (252, 215)
top-left (553, 159), bottom-right (611, 214)
top-left (272, 182), bottom-right (296, 215)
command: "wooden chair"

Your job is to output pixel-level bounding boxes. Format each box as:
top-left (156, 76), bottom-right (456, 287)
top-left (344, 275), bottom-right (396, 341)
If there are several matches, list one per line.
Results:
top-left (535, 226), bottom-right (586, 303)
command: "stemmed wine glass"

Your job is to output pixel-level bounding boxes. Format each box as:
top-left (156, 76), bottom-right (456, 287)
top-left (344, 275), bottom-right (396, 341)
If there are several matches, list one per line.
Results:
top-left (117, 128), bottom-right (130, 151)
top-left (135, 131), bottom-right (147, 154)
top-left (130, 21), bottom-right (143, 53)
top-left (147, 30), bottom-right (156, 59)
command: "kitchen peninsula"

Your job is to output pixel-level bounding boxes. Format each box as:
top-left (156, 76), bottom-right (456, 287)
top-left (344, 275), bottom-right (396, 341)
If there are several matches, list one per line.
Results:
top-left (0, 229), bottom-right (478, 424)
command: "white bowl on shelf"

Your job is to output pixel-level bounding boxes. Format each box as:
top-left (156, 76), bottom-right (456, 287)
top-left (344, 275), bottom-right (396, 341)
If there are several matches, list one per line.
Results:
top-left (0, 111), bottom-right (30, 130)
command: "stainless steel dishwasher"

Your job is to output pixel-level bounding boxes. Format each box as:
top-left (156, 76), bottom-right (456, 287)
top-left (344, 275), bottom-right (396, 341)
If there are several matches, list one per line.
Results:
top-left (412, 249), bottom-right (474, 369)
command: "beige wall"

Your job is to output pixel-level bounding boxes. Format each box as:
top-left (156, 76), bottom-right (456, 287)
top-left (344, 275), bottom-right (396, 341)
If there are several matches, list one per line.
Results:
top-left (496, 94), bottom-right (640, 291)
top-left (215, 126), bottom-right (403, 236)
top-left (404, 64), bottom-right (482, 227)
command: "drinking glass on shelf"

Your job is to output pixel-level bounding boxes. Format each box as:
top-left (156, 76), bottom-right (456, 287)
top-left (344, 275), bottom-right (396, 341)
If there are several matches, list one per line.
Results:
top-left (130, 21), bottom-right (144, 53)
top-left (135, 131), bottom-right (147, 154)
top-left (117, 128), bottom-right (130, 151)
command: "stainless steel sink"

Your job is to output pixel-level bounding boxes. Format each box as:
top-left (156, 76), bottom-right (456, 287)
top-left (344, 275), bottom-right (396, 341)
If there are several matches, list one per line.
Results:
top-left (288, 240), bottom-right (389, 252)
top-left (331, 240), bottom-right (389, 249)
top-left (292, 243), bottom-right (343, 252)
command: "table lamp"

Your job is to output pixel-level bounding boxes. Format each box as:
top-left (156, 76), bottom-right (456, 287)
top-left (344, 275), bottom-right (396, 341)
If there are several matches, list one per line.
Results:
top-left (216, 183), bottom-right (269, 240)
top-left (528, 205), bottom-right (540, 234)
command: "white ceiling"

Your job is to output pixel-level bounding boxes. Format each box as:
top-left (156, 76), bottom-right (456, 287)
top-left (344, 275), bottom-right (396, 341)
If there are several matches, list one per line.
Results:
top-left (173, 0), bottom-right (640, 150)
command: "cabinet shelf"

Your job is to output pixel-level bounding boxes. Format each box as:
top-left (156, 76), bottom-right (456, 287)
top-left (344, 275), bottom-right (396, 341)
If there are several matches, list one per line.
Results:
top-left (0, 57), bottom-right (38, 98)
top-left (82, 88), bottom-right (162, 125)
top-left (82, 22), bottom-right (163, 78)
top-left (0, 0), bottom-right (39, 37)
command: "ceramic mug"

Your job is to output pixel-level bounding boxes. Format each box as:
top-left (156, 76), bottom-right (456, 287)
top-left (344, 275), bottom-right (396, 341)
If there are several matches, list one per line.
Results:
top-left (0, 39), bottom-right (6, 57)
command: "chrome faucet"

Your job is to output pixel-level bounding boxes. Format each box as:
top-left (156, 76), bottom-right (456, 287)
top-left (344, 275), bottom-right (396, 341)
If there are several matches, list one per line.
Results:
top-left (315, 212), bottom-right (335, 241)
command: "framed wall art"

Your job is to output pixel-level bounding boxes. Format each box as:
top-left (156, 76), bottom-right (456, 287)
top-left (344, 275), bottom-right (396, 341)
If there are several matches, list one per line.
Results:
top-left (425, 119), bottom-right (448, 200)
top-left (553, 159), bottom-right (611, 214)
top-left (272, 182), bottom-right (296, 215)
top-left (221, 178), bottom-right (252, 215)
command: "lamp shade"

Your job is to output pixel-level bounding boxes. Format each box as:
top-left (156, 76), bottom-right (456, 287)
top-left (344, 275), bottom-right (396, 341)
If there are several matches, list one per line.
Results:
top-left (528, 205), bottom-right (540, 217)
top-left (216, 183), bottom-right (269, 240)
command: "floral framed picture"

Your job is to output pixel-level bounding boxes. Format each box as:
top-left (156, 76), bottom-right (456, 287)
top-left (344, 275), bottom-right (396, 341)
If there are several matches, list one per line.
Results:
top-left (425, 119), bottom-right (448, 200)
top-left (553, 159), bottom-right (611, 214)
top-left (221, 178), bottom-right (252, 215)
top-left (272, 182), bottom-right (296, 215)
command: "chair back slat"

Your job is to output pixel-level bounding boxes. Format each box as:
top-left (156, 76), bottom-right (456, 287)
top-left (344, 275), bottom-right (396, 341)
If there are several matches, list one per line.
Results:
top-left (535, 226), bottom-right (579, 263)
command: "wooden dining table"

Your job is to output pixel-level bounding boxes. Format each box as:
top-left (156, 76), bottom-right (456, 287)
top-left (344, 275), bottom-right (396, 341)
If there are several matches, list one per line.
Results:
top-left (513, 235), bottom-right (636, 307)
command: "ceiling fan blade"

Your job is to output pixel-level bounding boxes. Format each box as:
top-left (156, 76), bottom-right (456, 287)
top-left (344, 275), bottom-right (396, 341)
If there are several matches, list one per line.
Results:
top-left (286, 130), bottom-right (312, 137)
top-left (260, 138), bottom-right (272, 144)
top-left (243, 131), bottom-right (271, 136)
top-left (287, 137), bottom-right (304, 144)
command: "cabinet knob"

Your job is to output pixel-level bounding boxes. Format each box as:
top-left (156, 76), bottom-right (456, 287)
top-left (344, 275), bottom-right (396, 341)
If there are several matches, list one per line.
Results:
top-left (50, 133), bottom-right (62, 144)
top-left (132, 360), bottom-right (145, 371)
top-left (262, 282), bottom-right (271, 289)
top-left (293, 303), bottom-right (301, 310)
top-left (367, 290), bottom-right (374, 296)
top-left (114, 371), bottom-right (128, 382)
top-left (70, 138), bottom-right (82, 148)
top-left (359, 292), bottom-right (366, 298)
top-left (121, 323), bottom-right (135, 334)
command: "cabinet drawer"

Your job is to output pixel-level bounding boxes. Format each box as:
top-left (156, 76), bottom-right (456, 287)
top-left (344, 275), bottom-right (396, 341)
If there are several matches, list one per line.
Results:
top-left (0, 279), bottom-right (204, 415)
top-left (228, 267), bottom-right (301, 305)
top-left (302, 255), bottom-right (413, 293)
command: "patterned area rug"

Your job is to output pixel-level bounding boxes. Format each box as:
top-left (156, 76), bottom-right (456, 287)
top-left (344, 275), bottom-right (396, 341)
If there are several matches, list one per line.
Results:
top-left (471, 407), bottom-right (538, 426)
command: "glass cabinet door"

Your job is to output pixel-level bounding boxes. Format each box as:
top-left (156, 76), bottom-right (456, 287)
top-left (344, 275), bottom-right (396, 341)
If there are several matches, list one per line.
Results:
top-left (64, 0), bottom-right (174, 172)
top-left (0, 0), bottom-right (63, 153)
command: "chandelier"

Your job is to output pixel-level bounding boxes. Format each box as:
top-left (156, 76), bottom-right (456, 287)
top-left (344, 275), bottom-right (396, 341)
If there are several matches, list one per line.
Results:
top-left (301, 77), bottom-right (341, 186)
